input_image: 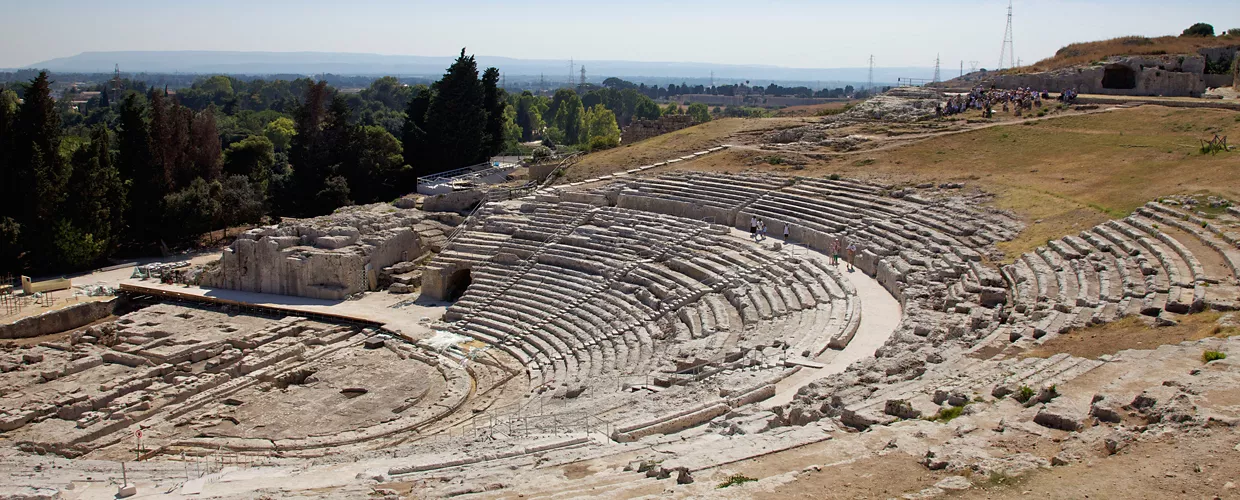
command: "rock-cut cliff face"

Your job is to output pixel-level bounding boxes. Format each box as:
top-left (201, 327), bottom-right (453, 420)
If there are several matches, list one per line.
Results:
top-left (201, 203), bottom-right (453, 300)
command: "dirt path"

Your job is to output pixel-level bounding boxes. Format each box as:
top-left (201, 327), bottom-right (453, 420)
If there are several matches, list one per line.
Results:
top-left (727, 104), bottom-right (1122, 158)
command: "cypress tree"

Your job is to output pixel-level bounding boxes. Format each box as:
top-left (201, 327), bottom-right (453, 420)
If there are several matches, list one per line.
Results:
top-left (147, 89), bottom-right (174, 192)
top-left (481, 67), bottom-right (506, 159)
top-left (118, 92), bottom-right (162, 243)
top-left (423, 48), bottom-right (486, 171)
top-left (10, 72), bottom-right (69, 263)
top-left (401, 87), bottom-right (432, 177)
top-left (0, 89), bottom-right (16, 210)
top-left (0, 89), bottom-right (19, 272)
top-left (515, 91), bottom-right (534, 142)
top-left (59, 125), bottom-right (127, 267)
top-left (188, 108), bottom-right (221, 182)
top-left (287, 81), bottom-right (331, 216)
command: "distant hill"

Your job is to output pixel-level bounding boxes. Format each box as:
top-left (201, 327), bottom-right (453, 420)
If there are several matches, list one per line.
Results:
top-left (17, 51), bottom-right (930, 84)
top-left (1015, 35), bottom-right (1239, 74)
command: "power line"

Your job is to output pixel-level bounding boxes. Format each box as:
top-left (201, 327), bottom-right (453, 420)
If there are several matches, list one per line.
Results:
top-left (999, 0), bottom-right (1015, 70)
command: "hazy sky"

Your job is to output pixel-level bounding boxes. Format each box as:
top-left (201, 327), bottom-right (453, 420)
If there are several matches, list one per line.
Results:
top-left (2, 0), bottom-right (1236, 69)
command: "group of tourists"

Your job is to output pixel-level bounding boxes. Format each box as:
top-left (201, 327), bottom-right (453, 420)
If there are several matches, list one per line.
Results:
top-left (749, 216), bottom-right (770, 241)
top-left (937, 86), bottom-right (1079, 119)
top-left (749, 216), bottom-right (859, 271)
top-left (828, 239), bottom-right (859, 272)
top-left (938, 86), bottom-right (1044, 118)
top-left (749, 217), bottom-right (794, 243)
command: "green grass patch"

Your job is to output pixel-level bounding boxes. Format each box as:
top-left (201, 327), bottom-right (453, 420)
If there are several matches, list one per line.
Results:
top-left (1014, 385), bottom-right (1036, 404)
top-left (717, 474), bottom-right (758, 489)
top-left (927, 405), bottom-right (966, 423)
top-left (1203, 350), bottom-right (1227, 363)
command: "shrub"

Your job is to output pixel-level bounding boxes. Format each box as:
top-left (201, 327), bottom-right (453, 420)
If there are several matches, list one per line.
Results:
top-left (929, 405), bottom-right (965, 423)
top-left (1014, 385), bottom-right (1036, 403)
top-left (588, 135), bottom-right (619, 152)
top-left (1203, 350), bottom-right (1227, 363)
top-left (1182, 23), bottom-right (1215, 37)
top-left (766, 156), bottom-right (786, 165)
top-left (717, 474), bottom-right (758, 489)
top-left (828, 173), bottom-right (841, 180)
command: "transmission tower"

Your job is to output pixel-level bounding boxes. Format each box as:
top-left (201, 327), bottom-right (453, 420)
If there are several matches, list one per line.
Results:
top-left (933, 54), bottom-right (941, 83)
top-left (969, 60), bottom-right (980, 73)
top-left (960, 60), bottom-right (964, 78)
top-left (867, 55), bottom-right (874, 90)
top-left (568, 58), bottom-right (574, 89)
top-left (998, 0), bottom-right (1015, 70)
top-left (110, 64), bottom-right (123, 98)
top-left (579, 66), bottom-right (586, 89)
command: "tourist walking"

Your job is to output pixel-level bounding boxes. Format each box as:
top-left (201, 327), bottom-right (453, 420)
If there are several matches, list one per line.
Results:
top-left (830, 240), bottom-right (840, 265)
top-left (783, 223), bottom-right (790, 241)
top-left (760, 220), bottom-right (768, 241)
top-left (846, 242), bottom-right (858, 272)
top-left (750, 216), bottom-right (758, 241)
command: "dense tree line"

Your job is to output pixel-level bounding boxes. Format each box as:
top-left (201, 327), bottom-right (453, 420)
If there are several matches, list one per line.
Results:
top-left (0, 51), bottom-right (659, 276)
top-left (597, 77), bottom-right (863, 100)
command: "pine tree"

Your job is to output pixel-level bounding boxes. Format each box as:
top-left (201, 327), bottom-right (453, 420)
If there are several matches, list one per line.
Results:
top-left (10, 72), bottom-right (69, 264)
top-left (423, 49), bottom-right (486, 171)
top-left (481, 67), bottom-right (506, 158)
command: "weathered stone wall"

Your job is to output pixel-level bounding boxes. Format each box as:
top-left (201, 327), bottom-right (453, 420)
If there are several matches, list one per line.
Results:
top-left (622, 115), bottom-right (696, 144)
top-left (528, 162), bottom-right (559, 182)
top-left (0, 299), bottom-right (115, 339)
top-left (1234, 51), bottom-right (1240, 90)
top-left (422, 189), bottom-right (486, 214)
top-left (1204, 74), bottom-right (1234, 88)
top-left (200, 203), bottom-right (449, 300)
top-left (986, 55), bottom-right (1212, 97)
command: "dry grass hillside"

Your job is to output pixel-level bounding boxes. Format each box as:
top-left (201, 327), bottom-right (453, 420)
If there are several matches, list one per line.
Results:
top-left (1015, 34), bottom-right (1239, 73)
top-left (566, 106), bottom-right (1240, 261)
top-left (566, 117), bottom-right (805, 181)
